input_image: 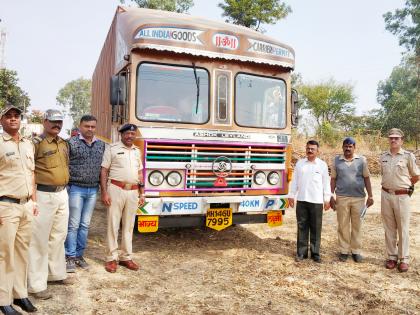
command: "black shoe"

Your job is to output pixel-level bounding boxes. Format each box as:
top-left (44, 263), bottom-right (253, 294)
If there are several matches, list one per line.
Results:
top-left (312, 255), bottom-right (321, 263)
top-left (13, 298), bottom-right (37, 313)
top-left (339, 253), bottom-right (348, 262)
top-left (352, 254), bottom-right (363, 263)
top-left (0, 305), bottom-right (22, 315)
top-left (295, 253), bottom-right (308, 262)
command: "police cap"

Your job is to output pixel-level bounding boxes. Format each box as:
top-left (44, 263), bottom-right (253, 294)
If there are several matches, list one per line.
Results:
top-left (0, 104), bottom-right (22, 119)
top-left (343, 137), bottom-right (356, 145)
top-left (388, 128), bottom-right (404, 138)
top-left (44, 109), bottom-right (64, 121)
top-left (119, 123), bottom-right (138, 133)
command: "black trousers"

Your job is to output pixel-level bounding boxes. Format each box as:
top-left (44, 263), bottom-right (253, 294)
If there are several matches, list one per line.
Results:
top-left (296, 201), bottom-right (323, 257)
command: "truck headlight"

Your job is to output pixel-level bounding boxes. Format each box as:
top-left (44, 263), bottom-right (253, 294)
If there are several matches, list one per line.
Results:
top-left (267, 171), bottom-right (280, 185)
top-left (148, 171), bottom-right (164, 186)
top-left (253, 171), bottom-right (266, 185)
top-left (166, 171), bottom-right (182, 186)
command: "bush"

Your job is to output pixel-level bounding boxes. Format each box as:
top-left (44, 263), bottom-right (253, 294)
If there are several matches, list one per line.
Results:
top-left (316, 122), bottom-right (341, 146)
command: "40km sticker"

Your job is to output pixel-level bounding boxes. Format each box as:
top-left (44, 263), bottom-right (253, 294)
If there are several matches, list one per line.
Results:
top-left (206, 208), bottom-right (232, 231)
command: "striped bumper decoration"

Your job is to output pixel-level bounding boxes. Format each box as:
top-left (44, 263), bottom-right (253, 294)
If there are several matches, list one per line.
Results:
top-left (145, 139), bottom-right (286, 193)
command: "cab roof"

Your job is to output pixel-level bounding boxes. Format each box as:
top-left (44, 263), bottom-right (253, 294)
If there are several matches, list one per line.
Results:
top-left (112, 6), bottom-right (295, 71)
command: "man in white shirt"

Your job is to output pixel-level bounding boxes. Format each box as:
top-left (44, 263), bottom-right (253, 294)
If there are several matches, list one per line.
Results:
top-left (288, 140), bottom-right (331, 263)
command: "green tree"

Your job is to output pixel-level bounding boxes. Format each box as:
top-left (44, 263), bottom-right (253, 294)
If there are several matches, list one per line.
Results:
top-left (218, 0), bottom-right (291, 31)
top-left (384, 1), bottom-right (419, 148)
top-left (383, 0), bottom-right (419, 56)
top-left (298, 79), bottom-right (356, 128)
top-left (27, 110), bottom-right (44, 124)
top-left (376, 55), bottom-right (418, 145)
top-left (0, 68), bottom-right (30, 111)
top-left (120, 0), bottom-right (194, 13)
top-left (338, 111), bottom-right (384, 136)
top-left (56, 77), bottom-right (91, 127)
top-left (291, 72), bottom-right (303, 87)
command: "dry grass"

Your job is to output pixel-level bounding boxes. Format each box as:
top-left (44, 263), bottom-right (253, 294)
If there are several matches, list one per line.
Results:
top-left (30, 178), bottom-right (420, 315)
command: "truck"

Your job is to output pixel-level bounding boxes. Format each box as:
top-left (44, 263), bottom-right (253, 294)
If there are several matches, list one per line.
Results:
top-left (92, 6), bottom-right (298, 232)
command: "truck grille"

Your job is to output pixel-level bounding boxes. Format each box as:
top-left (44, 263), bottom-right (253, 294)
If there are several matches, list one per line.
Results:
top-left (145, 139), bottom-right (286, 192)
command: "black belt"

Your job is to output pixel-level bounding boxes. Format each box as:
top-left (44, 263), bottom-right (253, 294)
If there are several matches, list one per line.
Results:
top-left (37, 184), bottom-right (66, 192)
top-left (0, 196), bottom-right (31, 204)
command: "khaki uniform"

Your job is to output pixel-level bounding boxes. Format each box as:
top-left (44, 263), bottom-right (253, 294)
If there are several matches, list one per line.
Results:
top-left (0, 132), bottom-right (34, 306)
top-left (331, 155), bottom-right (370, 255)
top-left (28, 135), bottom-right (70, 293)
top-left (101, 141), bottom-right (142, 262)
top-left (32, 135), bottom-right (69, 185)
top-left (380, 149), bottom-right (419, 263)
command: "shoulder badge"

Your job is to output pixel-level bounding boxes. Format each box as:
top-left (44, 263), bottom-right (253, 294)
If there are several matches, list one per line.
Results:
top-left (32, 135), bottom-right (44, 145)
top-left (406, 151), bottom-right (416, 160)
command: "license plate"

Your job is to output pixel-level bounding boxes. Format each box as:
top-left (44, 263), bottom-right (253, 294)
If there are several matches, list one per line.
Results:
top-left (137, 215), bottom-right (159, 233)
top-left (267, 211), bottom-right (282, 227)
top-left (206, 208), bottom-right (232, 231)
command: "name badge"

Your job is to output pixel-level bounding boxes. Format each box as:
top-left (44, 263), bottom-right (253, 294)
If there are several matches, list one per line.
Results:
top-left (43, 150), bottom-right (57, 157)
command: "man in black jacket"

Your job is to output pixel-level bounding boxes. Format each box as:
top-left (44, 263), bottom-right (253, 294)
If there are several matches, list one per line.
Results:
top-left (65, 115), bottom-right (105, 273)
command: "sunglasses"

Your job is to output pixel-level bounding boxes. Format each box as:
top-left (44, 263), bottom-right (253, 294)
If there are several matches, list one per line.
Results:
top-left (389, 137), bottom-right (401, 141)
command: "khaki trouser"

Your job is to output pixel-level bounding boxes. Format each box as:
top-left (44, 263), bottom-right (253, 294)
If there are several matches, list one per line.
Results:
top-left (106, 184), bottom-right (138, 262)
top-left (28, 190), bottom-right (69, 293)
top-left (0, 201), bottom-right (33, 306)
top-left (336, 196), bottom-right (365, 255)
top-left (381, 191), bottom-right (411, 263)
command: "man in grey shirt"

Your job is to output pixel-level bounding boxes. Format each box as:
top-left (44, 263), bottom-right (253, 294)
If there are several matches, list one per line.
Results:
top-left (330, 137), bottom-right (374, 263)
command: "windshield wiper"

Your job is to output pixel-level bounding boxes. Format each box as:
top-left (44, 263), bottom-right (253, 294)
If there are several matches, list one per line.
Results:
top-left (192, 62), bottom-right (200, 114)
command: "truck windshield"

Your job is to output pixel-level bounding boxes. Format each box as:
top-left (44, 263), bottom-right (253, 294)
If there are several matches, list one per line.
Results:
top-left (235, 74), bottom-right (286, 129)
top-left (137, 63), bottom-right (209, 124)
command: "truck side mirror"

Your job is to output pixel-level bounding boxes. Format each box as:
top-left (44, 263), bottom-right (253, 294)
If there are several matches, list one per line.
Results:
top-left (110, 74), bottom-right (127, 106)
top-left (291, 89), bottom-right (299, 127)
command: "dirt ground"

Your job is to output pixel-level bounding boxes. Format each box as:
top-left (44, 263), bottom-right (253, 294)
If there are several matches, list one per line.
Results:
top-left (30, 177), bottom-right (419, 315)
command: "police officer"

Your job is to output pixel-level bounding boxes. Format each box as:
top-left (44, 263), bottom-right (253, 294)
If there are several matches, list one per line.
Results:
top-left (0, 104), bottom-right (37, 314)
top-left (100, 124), bottom-right (144, 273)
top-left (381, 128), bottom-right (419, 272)
top-left (28, 109), bottom-right (72, 299)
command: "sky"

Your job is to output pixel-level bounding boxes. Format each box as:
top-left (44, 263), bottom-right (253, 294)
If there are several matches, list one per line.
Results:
top-left (1, 0), bottom-right (405, 121)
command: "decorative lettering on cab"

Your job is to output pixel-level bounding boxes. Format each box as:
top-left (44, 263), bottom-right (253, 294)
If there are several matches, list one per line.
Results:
top-left (135, 27), bottom-right (204, 45)
top-left (248, 38), bottom-right (294, 60)
top-left (212, 33), bottom-right (239, 50)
